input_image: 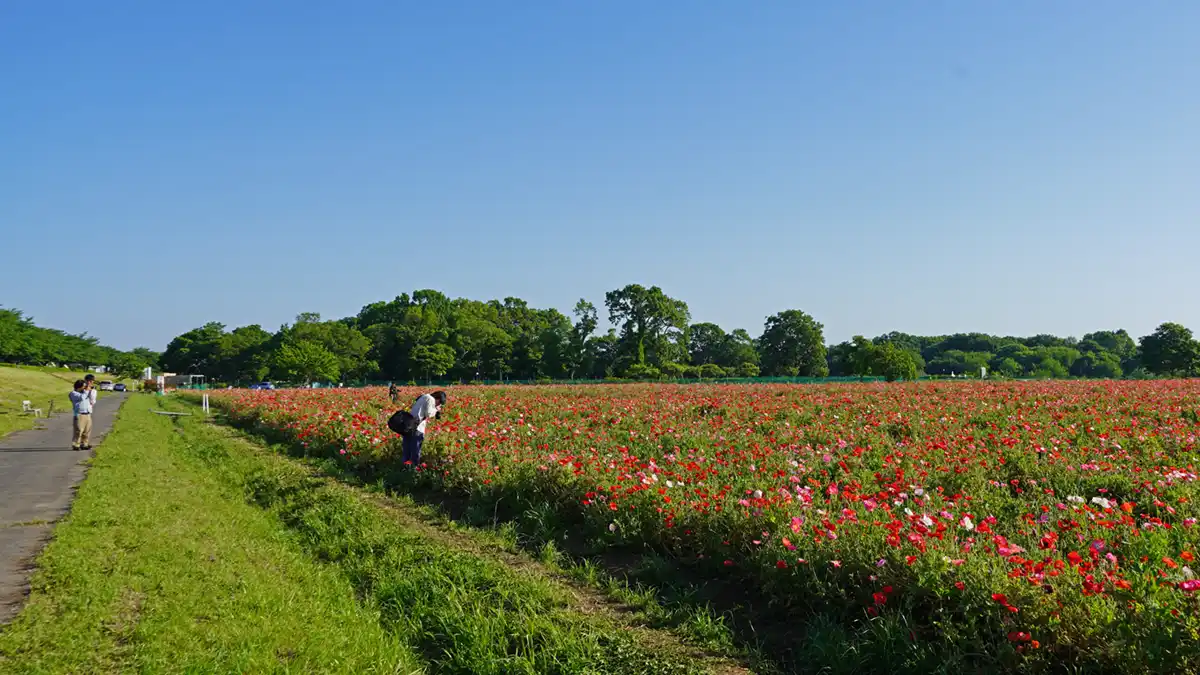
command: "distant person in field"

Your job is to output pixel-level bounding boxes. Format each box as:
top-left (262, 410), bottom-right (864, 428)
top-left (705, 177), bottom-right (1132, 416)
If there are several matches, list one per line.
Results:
top-left (69, 379), bottom-right (93, 451)
top-left (402, 390), bottom-right (447, 467)
top-left (388, 383), bottom-right (399, 404)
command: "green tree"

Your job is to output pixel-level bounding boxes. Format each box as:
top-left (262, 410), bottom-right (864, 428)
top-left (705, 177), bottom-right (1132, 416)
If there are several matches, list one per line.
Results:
top-left (453, 315), bottom-right (513, 380)
top-left (604, 284), bottom-right (690, 366)
top-left (586, 330), bottom-right (620, 378)
top-left (129, 347), bottom-right (161, 367)
top-left (873, 342), bottom-right (919, 382)
top-left (1071, 350), bottom-right (1123, 378)
top-left (215, 325), bottom-right (273, 383)
top-left (1082, 330), bottom-right (1137, 359)
top-left (721, 329), bottom-right (759, 369)
top-left (0, 309), bottom-right (34, 363)
top-left (537, 312), bottom-right (573, 379)
top-left (994, 343), bottom-right (1036, 373)
top-left (284, 315), bottom-right (375, 380)
top-left (160, 322), bottom-right (226, 374)
top-left (624, 363), bottom-right (662, 380)
top-left (847, 335), bottom-right (876, 376)
top-left (688, 323), bottom-right (727, 365)
top-left (107, 351), bottom-right (151, 380)
top-left (659, 361), bottom-right (688, 379)
top-left (1139, 322), bottom-right (1200, 375)
top-left (567, 300), bottom-right (598, 378)
top-left (758, 310), bottom-right (828, 377)
top-left (989, 357), bottom-right (1023, 378)
top-left (926, 350), bottom-right (993, 376)
top-left (1031, 356), bottom-right (1069, 379)
top-left (735, 361), bottom-right (760, 377)
top-left (1034, 346), bottom-right (1081, 373)
top-left (271, 340), bottom-right (340, 384)
top-left (827, 341), bottom-right (854, 376)
top-left (409, 343), bottom-right (456, 381)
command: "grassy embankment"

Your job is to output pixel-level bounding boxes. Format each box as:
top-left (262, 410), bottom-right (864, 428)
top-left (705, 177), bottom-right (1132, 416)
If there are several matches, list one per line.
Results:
top-left (0, 365), bottom-right (120, 438)
top-left (0, 397), bottom-right (749, 674)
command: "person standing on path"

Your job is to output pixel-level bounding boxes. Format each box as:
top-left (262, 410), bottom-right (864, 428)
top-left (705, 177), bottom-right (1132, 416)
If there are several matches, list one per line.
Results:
top-left (84, 373), bottom-right (98, 409)
top-left (402, 390), bottom-right (446, 467)
top-left (68, 379), bottom-right (93, 451)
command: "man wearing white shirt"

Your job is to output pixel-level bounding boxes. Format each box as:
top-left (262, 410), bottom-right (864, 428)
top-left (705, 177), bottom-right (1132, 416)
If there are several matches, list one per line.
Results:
top-left (84, 373), bottom-right (98, 409)
top-left (402, 390), bottom-right (447, 467)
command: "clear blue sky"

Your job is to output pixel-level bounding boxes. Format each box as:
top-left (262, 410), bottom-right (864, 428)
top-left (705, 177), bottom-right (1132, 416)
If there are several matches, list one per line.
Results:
top-left (3, 1), bottom-right (1197, 351)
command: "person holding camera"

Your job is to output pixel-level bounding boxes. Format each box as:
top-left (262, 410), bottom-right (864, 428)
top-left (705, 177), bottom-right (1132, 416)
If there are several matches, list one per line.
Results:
top-left (401, 390), bottom-right (447, 467)
top-left (83, 373), bottom-right (98, 409)
top-left (69, 379), bottom-right (93, 451)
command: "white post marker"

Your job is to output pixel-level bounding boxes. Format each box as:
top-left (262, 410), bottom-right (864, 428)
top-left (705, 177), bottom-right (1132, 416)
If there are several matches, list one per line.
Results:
top-left (202, 393), bottom-right (210, 415)
top-left (981, 367), bottom-right (987, 379)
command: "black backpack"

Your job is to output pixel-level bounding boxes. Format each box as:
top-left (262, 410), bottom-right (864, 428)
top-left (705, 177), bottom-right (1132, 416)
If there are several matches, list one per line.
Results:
top-left (387, 409), bottom-right (418, 436)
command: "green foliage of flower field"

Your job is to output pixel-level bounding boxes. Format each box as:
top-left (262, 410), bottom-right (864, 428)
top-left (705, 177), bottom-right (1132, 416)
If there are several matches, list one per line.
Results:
top-left (205, 381), bottom-right (1200, 674)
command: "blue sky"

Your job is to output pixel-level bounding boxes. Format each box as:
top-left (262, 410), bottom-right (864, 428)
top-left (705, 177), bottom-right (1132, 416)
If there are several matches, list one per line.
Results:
top-left (2, 1), bottom-right (1197, 351)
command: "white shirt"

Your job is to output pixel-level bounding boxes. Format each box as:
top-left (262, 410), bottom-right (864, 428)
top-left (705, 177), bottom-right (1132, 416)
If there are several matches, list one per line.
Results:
top-left (410, 393), bottom-right (440, 435)
top-left (88, 388), bottom-right (98, 407)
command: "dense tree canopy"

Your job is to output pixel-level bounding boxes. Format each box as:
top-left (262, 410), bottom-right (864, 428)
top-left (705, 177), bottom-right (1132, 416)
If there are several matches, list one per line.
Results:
top-left (604, 284), bottom-right (690, 368)
top-left (1139, 323), bottom-right (1199, 376)
top-left (11, 292), bottom-right (1200, 386)
top-left (758, 310), bottom-right (828, 377)
top-left (0, 307), bottom-right (158, 378)
top-left (132, 287), bottom-right (1200, 385)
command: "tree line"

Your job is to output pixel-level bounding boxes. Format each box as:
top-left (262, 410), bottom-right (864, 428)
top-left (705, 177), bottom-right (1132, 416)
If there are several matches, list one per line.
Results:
top-left (154, 285), bottom-right (1200, 385)
top-left (0, 307), bottom-right (160, 379)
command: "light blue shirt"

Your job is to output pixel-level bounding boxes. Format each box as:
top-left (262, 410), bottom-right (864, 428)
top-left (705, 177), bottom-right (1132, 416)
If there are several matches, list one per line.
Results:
top-left (69, 390), bottom-right (92, 416)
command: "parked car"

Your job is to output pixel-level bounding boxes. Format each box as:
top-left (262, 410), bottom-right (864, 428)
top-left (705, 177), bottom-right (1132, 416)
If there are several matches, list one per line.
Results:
top-left (99, 381), bottom-right (114, 391)
top-left (113, 383), bottom-right (127, 392)
top-left (249, 381), bottom-right (275, 390)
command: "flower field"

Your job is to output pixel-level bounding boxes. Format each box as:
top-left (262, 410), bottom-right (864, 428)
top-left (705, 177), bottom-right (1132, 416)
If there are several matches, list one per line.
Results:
top-left (203, 381), bottom-right (1200, 673)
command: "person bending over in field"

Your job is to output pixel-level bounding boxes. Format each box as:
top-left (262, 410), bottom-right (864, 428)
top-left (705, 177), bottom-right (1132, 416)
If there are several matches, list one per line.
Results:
top-left (402, 390), bottom-right (447, 467)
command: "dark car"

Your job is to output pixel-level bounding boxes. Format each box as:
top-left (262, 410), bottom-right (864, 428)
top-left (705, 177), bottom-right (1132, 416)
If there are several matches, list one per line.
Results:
top-left (249, 381), bottom-right (275, 390)
top-left (113, 383), bottom-right (127, 392)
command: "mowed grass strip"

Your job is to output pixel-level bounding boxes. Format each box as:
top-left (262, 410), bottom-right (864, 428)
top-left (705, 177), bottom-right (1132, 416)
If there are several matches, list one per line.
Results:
top-left (0, 400), bottom-right (420, 674)
top-left (162, 399), bottom-right (731, 675)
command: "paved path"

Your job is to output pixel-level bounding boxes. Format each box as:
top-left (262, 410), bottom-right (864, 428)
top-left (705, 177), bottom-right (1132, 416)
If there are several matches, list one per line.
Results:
top-left (0, 392), bottom-right (127, 624)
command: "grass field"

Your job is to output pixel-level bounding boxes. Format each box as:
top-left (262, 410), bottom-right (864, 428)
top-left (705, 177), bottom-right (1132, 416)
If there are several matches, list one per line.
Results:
top-left (0, 366), bottom-right (118, 438)
top-left (199, 382), bottom-right (1200, 675)
top-left (0, 397), bottom-right (747, 674)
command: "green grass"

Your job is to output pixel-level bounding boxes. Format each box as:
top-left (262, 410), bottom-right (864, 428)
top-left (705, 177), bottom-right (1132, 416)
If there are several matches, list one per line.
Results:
top-left (0, 399), bottom-right (420, 674)
top-left (0, 365), bottom-right (131, 438)
top-left (1, 397), bottom-right (749, 675)
top-left (0, 366), bottom-right (112, 438)
top-left (173, 401), bottom-right (734, 675)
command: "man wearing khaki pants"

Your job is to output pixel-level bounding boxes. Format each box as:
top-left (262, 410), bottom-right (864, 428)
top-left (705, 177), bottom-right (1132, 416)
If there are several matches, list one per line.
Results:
top-left (68, 379), bottom-right (93, 451)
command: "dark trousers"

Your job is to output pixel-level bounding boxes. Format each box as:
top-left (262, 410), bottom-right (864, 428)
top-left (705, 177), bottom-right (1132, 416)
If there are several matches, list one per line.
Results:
top-left (402, 433), bottom-right (424, 466)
